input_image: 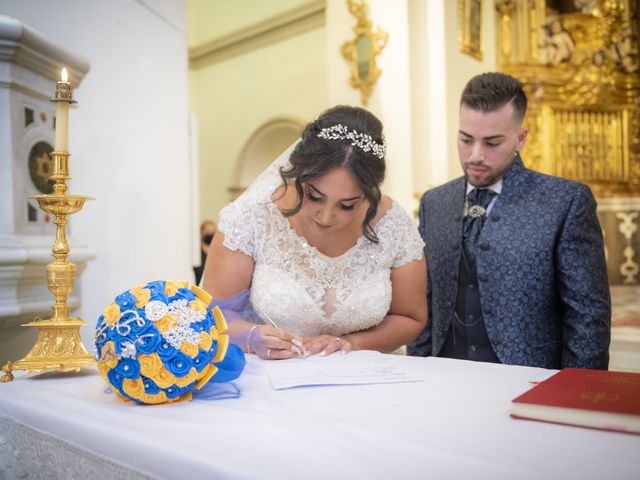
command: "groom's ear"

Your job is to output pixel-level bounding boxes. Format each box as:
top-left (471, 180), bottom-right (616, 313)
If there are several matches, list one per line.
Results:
top-left (516, 128), bottom-right (528, 151)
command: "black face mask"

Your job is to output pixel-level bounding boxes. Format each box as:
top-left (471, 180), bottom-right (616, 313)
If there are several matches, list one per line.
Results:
top-left (203, 233), bottom-right (214, 245)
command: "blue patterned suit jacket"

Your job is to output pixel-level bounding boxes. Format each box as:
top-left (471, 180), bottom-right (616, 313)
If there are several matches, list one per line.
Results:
top-left (408, 156), bottom-right (611, 369)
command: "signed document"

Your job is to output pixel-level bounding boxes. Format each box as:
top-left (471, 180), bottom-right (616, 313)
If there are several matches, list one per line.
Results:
top-left (265, 350), bottom-right (423, 390)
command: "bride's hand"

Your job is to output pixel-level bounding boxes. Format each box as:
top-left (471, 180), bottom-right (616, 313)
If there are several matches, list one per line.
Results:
top-left (303, 335), bottom-right (352, 357)
top-left (248, 325), bottom-right (306, 360)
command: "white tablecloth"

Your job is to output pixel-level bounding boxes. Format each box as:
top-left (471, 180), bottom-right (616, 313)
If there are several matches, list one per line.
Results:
top-left (0, 355), bottom-right (638, 479)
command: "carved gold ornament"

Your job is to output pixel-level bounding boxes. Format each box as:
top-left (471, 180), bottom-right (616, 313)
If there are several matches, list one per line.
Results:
top-left (341, 0), bottom-right (388, 106)
top-left (496, 0), bottom-right (640, 197)
top-left (459, 0), bottom-right (484, 61)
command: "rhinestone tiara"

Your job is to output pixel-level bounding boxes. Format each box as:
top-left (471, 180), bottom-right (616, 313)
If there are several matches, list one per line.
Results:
top-left (317, 124), bottom-right (386, 159)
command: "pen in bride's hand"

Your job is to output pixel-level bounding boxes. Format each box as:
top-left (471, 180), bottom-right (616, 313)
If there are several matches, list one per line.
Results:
top-left (262, 312), bottom-right (306, 357)
top-left (262, 312), bottom-right (279, 329)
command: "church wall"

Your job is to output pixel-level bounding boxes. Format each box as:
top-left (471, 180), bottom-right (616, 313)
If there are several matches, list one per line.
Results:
top-left (443, 0), bottom-right (498, 181)
top-left (0, 0), bottom-right (191, 358)
top-left (190, 13), bottom-right (327, 224)
top-left (187, 0), bottom-right (313, 48)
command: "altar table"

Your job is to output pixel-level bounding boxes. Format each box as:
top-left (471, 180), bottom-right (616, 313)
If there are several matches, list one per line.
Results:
top-left (1, 355), bottom-right (638, 479)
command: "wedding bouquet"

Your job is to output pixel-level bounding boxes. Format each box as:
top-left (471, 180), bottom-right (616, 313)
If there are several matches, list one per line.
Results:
top-left (95, 280), bottom-right (244, 404)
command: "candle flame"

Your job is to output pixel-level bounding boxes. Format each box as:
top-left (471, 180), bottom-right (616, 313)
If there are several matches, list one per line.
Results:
top-left (61, 67), bottom-right (68, 82)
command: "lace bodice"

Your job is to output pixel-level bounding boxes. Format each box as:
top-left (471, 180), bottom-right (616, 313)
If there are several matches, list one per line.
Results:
top-left (219, 185), bottom-right (424, 337)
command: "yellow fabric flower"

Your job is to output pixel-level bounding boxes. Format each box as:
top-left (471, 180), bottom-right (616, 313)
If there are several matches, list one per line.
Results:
top-left (176, 367), bottom-right (198, 387)
top-left (189, 299), bottom-right (207, 314)
top-left (103, 302), bottom-right (120, 326)
top-left (198, 331), bottom-right (213, 351)
top-left (133, 288), bottom-right (151, 308)
top-left (155, 313), bottom-right (178, 334)
top-left (139, 391), bottom-right (168, 404)
top-left (164, 280), bottom-right (189, 296)
top-left (195, 363), bottom-right (219, 389)
top-left (138, 353), bottom-right (163, 377)
top-left (179, 341), bottom-right (199, 358)
top-left (190, 284), bottom-right (212, 305)
top-left (212, 305), bottom-right (228, 333)
top-left (122, 378), bottom-right (145, 400)
top-left (153, 368), bottom-right (176, 389)
top-left (212, 333), bottom-right (229, 363)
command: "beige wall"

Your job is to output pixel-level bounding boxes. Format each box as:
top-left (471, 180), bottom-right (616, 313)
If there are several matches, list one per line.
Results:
top-left (188, 0), bottom-right (313, 47)
top-left (444, 0), bottom-right (497, 181)
top-left (189, 1), bottom-right (327, 223)
top-left (188, 0), bottom-right (499, 222)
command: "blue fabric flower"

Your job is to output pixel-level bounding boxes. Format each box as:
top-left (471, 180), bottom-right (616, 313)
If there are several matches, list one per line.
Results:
top-left (107, 369), bottom-right (124, 391)
top-left (157, 340), bottom-right (177, 361)
top-left (145, 280), bottom-right (166, 294)
top-left (165, 384), bottom-right (188, 399)
top-left (194, 313), bottom-right (213, 333)
top-left (170, 288), bottom-right (196, 303)
top-left (146, 281), bottom-right (169, 303)
top-left (142, 377), bottom-right (161, 395)
top-left (115, 358), bottom-right (140, 379)
top-left (115, 291), bottom-right (137, 310)
top-left (135, 324), bottom-right (162, 355)
top-left (166, 352), bottom-right (193, 377)
top-left (193, 349), bottom-right (212, 372)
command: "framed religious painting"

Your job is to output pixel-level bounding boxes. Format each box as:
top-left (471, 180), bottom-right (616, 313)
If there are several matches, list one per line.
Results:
top-left (458, 0), bottom-right (483, 61)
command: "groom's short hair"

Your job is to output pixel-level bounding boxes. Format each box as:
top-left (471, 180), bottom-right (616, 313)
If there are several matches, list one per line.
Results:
top-left (460, 72), bottom-right (527, 124)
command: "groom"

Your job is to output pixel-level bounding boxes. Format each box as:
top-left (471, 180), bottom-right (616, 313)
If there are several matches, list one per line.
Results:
top-left (408, 72), bottom-right (611, 369)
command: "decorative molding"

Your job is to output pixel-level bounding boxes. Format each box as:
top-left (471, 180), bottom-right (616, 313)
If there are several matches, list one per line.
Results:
top-left (189, 0), bottom-right (325, 68)
top-left (0, 15), bottom-right (90, 85)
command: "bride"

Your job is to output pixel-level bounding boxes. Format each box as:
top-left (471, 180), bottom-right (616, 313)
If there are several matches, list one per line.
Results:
top-left (201, 105), bottom-right (427, 360)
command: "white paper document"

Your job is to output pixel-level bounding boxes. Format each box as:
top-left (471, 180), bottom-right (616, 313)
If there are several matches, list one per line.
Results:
top-left (264, 350), bottom-right (423, 390)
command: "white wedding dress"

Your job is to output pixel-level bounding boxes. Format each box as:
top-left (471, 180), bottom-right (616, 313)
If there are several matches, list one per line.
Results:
top-left (218, 144), bottom-right (424, 337)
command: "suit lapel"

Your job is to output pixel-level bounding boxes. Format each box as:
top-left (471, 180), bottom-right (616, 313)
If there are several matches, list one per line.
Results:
top-left (479, 154), bottom-right (526, 236)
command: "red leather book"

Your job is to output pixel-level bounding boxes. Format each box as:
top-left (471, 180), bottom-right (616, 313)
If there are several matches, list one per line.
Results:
top-left (511, 368), bottom-right (640, 434)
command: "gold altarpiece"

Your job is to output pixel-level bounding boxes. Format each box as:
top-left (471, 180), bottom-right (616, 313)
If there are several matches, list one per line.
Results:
top-left (495, 0), bottom-right (640, 286)
top-left (495, 0), bottom-right (639, 197)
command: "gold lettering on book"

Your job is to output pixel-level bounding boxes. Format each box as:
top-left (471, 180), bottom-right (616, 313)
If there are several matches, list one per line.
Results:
top-left (581, 391), bottom-right (621, 404)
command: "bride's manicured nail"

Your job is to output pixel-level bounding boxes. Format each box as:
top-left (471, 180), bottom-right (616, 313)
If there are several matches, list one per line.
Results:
top-left (291, 345), bottom-right (302, 356)
top-left (291, 338), bottom-right (303, 347)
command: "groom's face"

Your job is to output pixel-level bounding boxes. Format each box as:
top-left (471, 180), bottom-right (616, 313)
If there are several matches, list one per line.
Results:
top-left (458, 102), bottom-right (528, 187)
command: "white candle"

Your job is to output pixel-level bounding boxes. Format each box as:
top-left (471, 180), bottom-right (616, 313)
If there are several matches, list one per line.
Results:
top-left (54, 67), bottom-right (70, 152)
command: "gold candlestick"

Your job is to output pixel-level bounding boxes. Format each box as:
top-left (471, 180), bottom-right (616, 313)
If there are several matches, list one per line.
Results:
top-left (1, 69), bottom-right (95, 382)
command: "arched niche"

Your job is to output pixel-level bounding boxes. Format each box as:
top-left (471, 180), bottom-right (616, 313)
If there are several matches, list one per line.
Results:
top-left (229, 117), bottom-right (304, 200)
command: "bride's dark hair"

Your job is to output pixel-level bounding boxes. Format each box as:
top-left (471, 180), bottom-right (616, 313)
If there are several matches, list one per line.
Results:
top-left (279, 105), bottom-right (386, 243)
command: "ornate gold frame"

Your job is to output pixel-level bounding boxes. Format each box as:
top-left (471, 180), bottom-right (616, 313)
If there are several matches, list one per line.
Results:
top-left (341, 0), bottom-right (388, 106)
top-left (459, 0), bottom-right (483, 61)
